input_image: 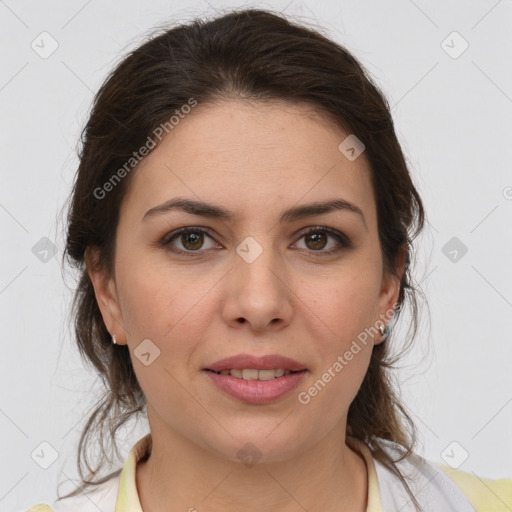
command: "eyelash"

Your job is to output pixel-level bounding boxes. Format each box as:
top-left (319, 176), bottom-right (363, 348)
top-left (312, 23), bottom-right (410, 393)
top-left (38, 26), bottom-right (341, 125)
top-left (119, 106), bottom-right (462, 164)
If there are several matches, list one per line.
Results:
top-left (159, 226), bottom-right (352, 258)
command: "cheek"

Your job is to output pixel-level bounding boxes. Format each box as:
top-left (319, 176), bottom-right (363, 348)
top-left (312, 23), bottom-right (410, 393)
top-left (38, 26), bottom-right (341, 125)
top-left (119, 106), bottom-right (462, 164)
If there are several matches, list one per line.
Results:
top-left (117, 262), bottom-right (214, 416)
top-left (300, 268), bottom-right (381, 348)
top-left (294, 263), bottom-right (381, 409)
top-left (296, 276), bottom-right (377, 421)
top-left (117, 256), bottom-right (219, 375)
top-left (118, 251), bottom-right (200, 334)
top-left (297, 343), bottom-right (372, 434)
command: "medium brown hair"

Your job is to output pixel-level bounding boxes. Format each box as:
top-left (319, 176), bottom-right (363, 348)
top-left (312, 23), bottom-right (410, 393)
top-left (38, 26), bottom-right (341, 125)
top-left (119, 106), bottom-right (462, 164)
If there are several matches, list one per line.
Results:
top-left (60, 8), bottom-right (427, 510)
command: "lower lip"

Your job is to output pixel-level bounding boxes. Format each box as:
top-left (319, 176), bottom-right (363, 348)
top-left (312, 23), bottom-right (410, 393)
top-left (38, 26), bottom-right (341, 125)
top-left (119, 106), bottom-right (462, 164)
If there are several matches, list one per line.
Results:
top-left (203, 370), bottom-right (307, 404)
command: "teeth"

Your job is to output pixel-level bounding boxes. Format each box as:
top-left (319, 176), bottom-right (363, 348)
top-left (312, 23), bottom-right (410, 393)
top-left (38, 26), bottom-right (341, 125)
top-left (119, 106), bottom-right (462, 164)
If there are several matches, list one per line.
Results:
top-left (242, 368), bottom-right (259, 380)
top-left (216, 368), bottom-right (293, 380)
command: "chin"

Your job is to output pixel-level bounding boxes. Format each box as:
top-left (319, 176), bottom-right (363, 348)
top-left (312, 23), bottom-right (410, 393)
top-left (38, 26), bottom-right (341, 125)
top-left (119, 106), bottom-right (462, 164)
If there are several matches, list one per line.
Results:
top-left (200, 424), bottom-right (310, 466)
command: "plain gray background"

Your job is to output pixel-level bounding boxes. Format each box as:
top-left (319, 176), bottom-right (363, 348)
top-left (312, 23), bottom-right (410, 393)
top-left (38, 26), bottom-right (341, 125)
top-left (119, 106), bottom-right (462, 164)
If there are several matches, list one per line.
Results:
top-left (1, 0), bottom-right (511, 509)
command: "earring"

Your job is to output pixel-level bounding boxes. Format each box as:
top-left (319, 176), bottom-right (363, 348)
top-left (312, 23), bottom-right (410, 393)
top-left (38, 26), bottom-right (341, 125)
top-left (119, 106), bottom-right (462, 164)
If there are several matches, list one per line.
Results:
top-left (112, 334), bottom-right (117, 345)
top-left (379, 324), bottom-right (389, 340)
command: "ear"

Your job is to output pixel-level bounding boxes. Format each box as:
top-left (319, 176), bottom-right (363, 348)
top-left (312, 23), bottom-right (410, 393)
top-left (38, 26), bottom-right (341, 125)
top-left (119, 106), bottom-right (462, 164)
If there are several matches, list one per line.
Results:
top-left (84, 246), bottom-right (127, 345)
top-left (374, 244), bottom-right (407, 345)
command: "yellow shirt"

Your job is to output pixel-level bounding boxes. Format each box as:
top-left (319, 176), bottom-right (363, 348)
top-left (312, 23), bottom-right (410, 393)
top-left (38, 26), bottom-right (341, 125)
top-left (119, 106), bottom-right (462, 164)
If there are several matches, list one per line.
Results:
top-left (24, 433), bottom-right (512, 511)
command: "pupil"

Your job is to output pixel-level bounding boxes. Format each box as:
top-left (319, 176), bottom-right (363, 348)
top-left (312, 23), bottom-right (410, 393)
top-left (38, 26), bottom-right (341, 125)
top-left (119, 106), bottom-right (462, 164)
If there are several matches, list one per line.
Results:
top-left (308, 232), bottom-right (326, 250)
top-left (183, 232), bottom-right (202, 250)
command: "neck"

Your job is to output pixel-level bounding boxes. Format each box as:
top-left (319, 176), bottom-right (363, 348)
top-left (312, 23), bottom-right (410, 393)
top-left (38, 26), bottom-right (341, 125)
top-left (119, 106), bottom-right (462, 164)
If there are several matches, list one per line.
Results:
top-left (136, 416), bottom-right (368, 512)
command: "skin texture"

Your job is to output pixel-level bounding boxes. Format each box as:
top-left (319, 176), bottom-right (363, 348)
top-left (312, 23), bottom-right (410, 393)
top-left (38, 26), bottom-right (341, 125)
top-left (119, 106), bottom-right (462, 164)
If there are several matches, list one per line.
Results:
top-left (86, 100), bottom-right (405, 512)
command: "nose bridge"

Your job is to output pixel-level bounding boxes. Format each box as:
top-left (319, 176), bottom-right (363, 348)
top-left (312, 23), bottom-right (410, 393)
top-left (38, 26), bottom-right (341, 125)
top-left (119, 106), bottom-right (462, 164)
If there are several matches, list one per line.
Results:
top-left (234, 233), bottom-right (284, 292)
top-left (222, 233), bottom-right (293, 329)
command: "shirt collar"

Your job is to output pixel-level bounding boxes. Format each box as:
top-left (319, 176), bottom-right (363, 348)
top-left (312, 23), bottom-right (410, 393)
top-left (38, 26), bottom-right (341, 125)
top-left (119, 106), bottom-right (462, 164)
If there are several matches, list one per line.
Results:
top-left (115, 433), bottom-right (383, 512)
top-left (346, 436), bottom-right (383, 512)
top-left (115, 433), bottom-right (151, 512)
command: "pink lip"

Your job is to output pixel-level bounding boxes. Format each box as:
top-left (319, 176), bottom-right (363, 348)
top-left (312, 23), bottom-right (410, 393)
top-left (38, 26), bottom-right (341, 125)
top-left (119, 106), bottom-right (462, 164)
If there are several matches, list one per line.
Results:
top-left (205, 353), bottom-right (307, 372)
top-left (204, 369), bottom-right (308, 404)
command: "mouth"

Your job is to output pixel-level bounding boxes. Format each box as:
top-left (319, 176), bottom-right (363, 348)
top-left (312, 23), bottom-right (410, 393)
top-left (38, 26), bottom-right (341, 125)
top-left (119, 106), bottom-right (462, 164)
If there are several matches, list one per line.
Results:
top-left (204, 368), bottom-right (304, 380)
top-left (204, 353), bottom-right (307, 374)
top-left (202, 353), bottom-right (308, 404)
top-left (203, 368), bottom-right (307, 404)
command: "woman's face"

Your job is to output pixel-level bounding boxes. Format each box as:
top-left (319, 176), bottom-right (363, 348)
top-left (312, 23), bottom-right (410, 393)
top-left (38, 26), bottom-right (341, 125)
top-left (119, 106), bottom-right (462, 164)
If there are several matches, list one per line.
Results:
top-left (89, 100), bottom-right (402, 462)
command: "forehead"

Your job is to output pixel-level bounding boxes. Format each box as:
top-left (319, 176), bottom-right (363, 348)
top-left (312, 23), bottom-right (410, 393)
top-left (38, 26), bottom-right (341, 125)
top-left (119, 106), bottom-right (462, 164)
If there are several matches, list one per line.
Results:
top-left (121, 100), bottom-right (376, 226)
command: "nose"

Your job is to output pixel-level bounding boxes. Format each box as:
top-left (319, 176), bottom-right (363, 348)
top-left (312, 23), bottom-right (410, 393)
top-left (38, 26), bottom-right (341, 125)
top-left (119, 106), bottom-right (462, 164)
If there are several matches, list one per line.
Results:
top-left (220, 242), bottom-right (294, 333)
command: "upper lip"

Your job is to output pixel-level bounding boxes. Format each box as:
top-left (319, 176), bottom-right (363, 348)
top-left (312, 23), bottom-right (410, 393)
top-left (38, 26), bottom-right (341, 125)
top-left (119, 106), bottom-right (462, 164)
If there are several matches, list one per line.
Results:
top-left (205, 354), bottom-right (307, 372)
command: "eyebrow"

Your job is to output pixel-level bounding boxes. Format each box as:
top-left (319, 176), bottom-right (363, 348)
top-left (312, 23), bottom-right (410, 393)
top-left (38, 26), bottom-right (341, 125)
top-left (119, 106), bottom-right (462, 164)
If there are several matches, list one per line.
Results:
top-left (142, 197), bottom-right (367, 230)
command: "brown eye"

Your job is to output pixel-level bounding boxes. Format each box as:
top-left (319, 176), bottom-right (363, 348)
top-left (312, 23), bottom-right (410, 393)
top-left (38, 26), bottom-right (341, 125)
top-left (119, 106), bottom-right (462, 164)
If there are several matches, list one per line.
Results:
top-left (304, 231), bottom-right (328, 251)
top-left (181, 231), bottom-right (204, 250)
top-left (160, 226), bottom-right (351, 258)
top-left (163, 227), bottom-right (218, 255)
top-left (294, 227), bottom-right (352, 255)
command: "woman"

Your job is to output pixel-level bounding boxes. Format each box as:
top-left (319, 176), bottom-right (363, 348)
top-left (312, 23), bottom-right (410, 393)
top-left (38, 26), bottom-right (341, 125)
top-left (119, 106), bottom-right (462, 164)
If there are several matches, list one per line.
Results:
top-left (23, 8), bottom-right (511, 512)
